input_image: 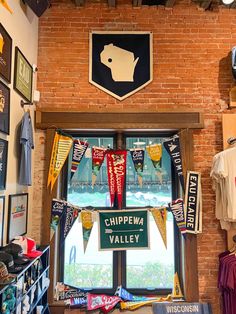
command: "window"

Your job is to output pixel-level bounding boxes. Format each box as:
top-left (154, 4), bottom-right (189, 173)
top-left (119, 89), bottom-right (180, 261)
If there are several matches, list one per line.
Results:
top-left (61, 132), bottom-right (180, 295)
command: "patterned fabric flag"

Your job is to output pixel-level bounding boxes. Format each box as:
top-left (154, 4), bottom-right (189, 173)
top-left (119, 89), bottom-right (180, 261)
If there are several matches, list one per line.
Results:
top-left (92, 147), bottom-right (107, 187)
top-left (80, 210), bottom-right (94, 253)
top-left (60, 204), bottom-right (80, 245)
top-left (172, 272), bottom-right (184, 299)
top-left (47, 131), bottom-right (73, 192)
top-left (163, 134), bottom-right (184, 191)
top-left (70, 139), bottom-right (89, 180)
top-left (50, 199), bottom-right (66, 240)
top-left (120, 295), bottom-right (172, 310)
top-left (150, 207), bottom-right (167, 248)
top-left (130, 148), bottom-right (145, 187)
top-left (87, 293), bottom-right (121, 312)
top-left (106, 150), bottom-right (127, 209)
top-left (168, 199), bottom-right (186, 234)
top-left (146, 144), bottom-right (162, 183)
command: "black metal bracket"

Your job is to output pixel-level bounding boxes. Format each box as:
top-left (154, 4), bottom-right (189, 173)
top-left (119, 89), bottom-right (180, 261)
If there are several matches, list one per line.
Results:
top-left (20, 100), bottom-right (33, 108)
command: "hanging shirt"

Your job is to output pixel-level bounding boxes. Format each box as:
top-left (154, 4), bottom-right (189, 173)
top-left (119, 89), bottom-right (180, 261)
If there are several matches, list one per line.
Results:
top-left (19, 112), bottom-right (34, 186)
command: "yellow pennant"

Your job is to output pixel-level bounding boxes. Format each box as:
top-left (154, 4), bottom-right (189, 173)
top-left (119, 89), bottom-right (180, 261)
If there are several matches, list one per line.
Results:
top-left (0, 0), bottom-right (13, 14)
top-left (151, 207), bottom-right (167, 248)
top-left (120, 295), bottom-right (172, 310)
top-left (47, 132), bottom-right (73, 191)
top-left (146, 144), bottom-right (162, 183)
top-left (81, 211), bottom-right (94, 253)
top-left (172, 272), bottom-right (184, 299)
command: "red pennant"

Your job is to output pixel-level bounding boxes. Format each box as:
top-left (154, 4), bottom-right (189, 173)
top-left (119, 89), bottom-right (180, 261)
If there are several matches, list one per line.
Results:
top-left (106, 150), bottom-right (127, 209)
top-left (87, 293), bottom-right (121, 312)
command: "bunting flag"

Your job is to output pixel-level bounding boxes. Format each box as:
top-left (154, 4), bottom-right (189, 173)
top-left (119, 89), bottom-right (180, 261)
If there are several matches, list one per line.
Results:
top-left (185, 171), bottom-right (202, 234)
top-left (87, 293), bottom-right (121, 313)
top-left (150, 207), bottom-right (167, 248)
top-left (172, 272), bottom-right (184, 299)
top-left (146, 144), bottom-right (162, 183)
top-left (120, 295), bottom-right (172, 311)
top-left (130, 148), bottom-right (145, 187)
top-left (0, 0), bottom-right (13, 14)
top-left (47, 131), bottom-right (73, 192)
top-left (106, 150), bottom-right (127, 209)
top-left (55, 282), bottom-right (87, 301)
top-left (168, 199), bottom-right (186, 234)
top-left (163, 134), bottom-right (184, 191)
top-left (92, 146), bottom-right (107, 187)
top-left (50, 199), bottom-right (66, 240)
top-left (60, 204), bottom-right (80, 245)
top-left (80, 210), bottom-right (94, 253)
top-left (70, 139), bottom-right (89, 180)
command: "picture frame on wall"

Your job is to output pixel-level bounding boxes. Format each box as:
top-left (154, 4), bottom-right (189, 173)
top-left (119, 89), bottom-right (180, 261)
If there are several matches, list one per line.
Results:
top-left (13, 47), bottom-right (33, 102)
top-left (8, 193), bottom-right (28, 242)
top-left (0, 80), bottom-right (10, 135)
top-left (0, 139), bottom-right (8, 190)
top-left (0, 23), bottom-right (12, 83)
top-left (0, 196), bottom-right (5, 246)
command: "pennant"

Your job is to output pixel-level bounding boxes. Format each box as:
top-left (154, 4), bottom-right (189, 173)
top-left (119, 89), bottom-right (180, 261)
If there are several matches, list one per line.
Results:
top-left (87, 293), bottom-right (121, 312)
top-left (50, 199), bottom-right (66, 240)
top-left (67, 296), bottom-right (87, 308)
top-left (0, 0), bottom-right (13, 14)
top-left (163, 134), bottom-right (184, 191)
top-left (92, 146), bottom-right (107, 187)
top-left (146, 144), bottom-right (162, 183)
top-left (120, 295), bottom-right (172, 310)
top-left (172, 272), bottom-right (184, 299)
top-left (60, 204), bottom-right (79, 245)
top-left (106, 150), bottom-right (127, 209)
top-left (184, 171), bottom-right (201, 234)
top-left (130, 148), bottom-right (145, 187)
top-left (150, 207), bottom-right (167, 248)
top-left (47, 131), bottom-right (73, 191)
top-left (55, 282), bottom-right (87, 301)
top-left (168, 199), bottom-right (186, 234)
top-left (80, 210), bottom-right (94, 253)
top-left (70, 140), bottom-right (89, 180)
top-left (115, 286), bottom-right (156, 301)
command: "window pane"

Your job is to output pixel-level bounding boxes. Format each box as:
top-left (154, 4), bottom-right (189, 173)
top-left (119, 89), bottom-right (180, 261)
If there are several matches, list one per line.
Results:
top-left (64, 220), bottom-right (113, 289)
top-left (68, 137), bottom-right (113, 207)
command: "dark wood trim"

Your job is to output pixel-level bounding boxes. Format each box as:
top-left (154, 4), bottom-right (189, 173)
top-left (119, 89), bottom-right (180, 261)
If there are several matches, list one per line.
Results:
top-left (108, 0), bottom-right (116, 6)
top-left (165, 0), bottom-right (176, 8)
top-left (35, 110), bottom-right (204, 130)
top-left (133, 0), bottom-right (142, 6)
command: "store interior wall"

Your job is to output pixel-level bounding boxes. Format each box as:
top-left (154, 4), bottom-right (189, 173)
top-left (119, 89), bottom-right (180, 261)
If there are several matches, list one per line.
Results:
top-left (0, 0), bottom-right (39, 243)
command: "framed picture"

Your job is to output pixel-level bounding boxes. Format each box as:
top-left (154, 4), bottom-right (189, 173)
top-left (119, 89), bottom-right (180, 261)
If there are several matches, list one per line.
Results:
top-left (0, 80), bottom-right (10, 134)
top-left (13, 47), bottom-right (33, 102)
top-left (8, 193), bottom-right (28, 242)
top-left (0, 23), bottom-right (12, 83)
top-left (0, 196), bottom-right (5, 246)
top-left (0, 139), bottom-right (8, 190)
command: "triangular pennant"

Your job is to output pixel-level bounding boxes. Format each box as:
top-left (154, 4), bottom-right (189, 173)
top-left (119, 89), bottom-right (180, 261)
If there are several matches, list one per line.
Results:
top-left (168, 199), bottom-right (186, 235)
top-left (50, 199), bottom-right (66, 240)
top-left (80, 210), bottom-right (94, 253)
top-left (172, 272), bottom-right (184, 299)
top-left (70, 140), bottom-right (89, 180)
top-left (146, 144), bottom-right (162, 183)
top-left (47, 131), bottom-right (73, 191)
top-left (130, 148), bottom-right (145, 187)
top-left (151, 207), bottom-right (167, 248)
top-left (87, 293), bottom-right (121, 312)
top-left (60, 204), bottom-right (80, 245)
top-left (0, 0), bottom-right (13, 14)
top-left (163, 134), bottom-right (184, 191)
top-left (92, 146), bottom-right (107, 187)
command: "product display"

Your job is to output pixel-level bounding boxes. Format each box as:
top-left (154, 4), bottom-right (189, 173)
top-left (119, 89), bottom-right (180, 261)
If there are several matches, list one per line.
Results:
top-left (12, 236), bottom-right (43, 258)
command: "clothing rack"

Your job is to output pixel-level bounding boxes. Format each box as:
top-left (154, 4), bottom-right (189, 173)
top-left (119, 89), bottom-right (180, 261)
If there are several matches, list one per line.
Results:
top-left (20, 100), bottom-right (33, 108)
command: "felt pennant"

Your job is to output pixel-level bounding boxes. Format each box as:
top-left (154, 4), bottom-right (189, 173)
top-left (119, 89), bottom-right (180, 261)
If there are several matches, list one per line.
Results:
top-left (87, 293), bottom-right (121, 312)
top-left (50, 199), bottom-right (66, 240)
top-left (130, 148), bottom-right (145, 187)
top-left (80, 210), bottom-right (94, 253)
top-left (168, 199), bottom-right (186, 234)
top-left (106, 150), bottom-right (127, 209)
top-left (115, 286), bottom-right (156, 301)
top-left (120, 295), bottom-right (172, 311)
top-left (60, 204), bottom-right (80, 245)
top-left (92, 146), bottom-right (107, 187)
top-left (70, 140), bottom-right (89, 180)
top-left (150, 207), bottom-right (167, 248)
top-left (146, 144), bottom-right (163, 183)
top-left (172, 272), bottom-right (184, 299)
top-left (0, 0), bottom-right (13, 14)
top-left (163, 134), bottom-right (184, 191)
top-left (47, 131), bottom-right (73, 192)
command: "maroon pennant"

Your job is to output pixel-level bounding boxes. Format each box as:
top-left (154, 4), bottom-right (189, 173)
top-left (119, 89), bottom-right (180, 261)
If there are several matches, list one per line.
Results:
top-left (87, 293), bottom-right (121, 312)
top-left (106, 150), bottom-right (127, 209)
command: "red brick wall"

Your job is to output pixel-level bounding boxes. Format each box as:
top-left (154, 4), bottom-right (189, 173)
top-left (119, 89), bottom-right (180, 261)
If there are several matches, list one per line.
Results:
top-left (36, 1), bottom-right (236, 312)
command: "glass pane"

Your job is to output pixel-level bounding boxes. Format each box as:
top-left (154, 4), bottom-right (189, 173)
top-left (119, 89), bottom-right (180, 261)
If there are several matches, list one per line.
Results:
top-left (64, 220), bottom-right (113, 289)
top-left (68, 137), bottom-right (113, 207)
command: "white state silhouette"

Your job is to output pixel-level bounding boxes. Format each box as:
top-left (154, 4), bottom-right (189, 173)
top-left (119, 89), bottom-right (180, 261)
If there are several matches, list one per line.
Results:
top-left (100, 44), bottom-right (139, 82)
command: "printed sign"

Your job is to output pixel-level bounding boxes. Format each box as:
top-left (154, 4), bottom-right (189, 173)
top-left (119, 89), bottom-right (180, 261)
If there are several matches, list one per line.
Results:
top-left (89, 31), bottom-right (153, 101)
top-left (98, 209), bottom-right (149, 250)
top-left (0, 24), bottom-right (12, 83)
top-left (152, 303), bottom-right (212, 314)
top-left (0, 139), bottom-right (8, 190)
top-left (0, 80), bottom-right (10, 135)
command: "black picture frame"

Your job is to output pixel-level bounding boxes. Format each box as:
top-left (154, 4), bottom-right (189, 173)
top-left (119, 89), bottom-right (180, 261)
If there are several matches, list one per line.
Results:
top-left (13, 47), bottom-right (33, 102)
top-left (0, 23), bottom-right (12, 83)
top-left (7, 193), bottom-right (28, 242)
top-left (0, 139), bottom-right (8, 190)
top-left (0, 80), bottom-right (10, 135)
top-left (0, 196), bottom-right (5, 246)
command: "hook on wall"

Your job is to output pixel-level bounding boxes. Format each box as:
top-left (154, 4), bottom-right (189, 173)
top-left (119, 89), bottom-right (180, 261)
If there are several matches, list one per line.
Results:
top-left (20, 100), bottom-right (33, 108)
